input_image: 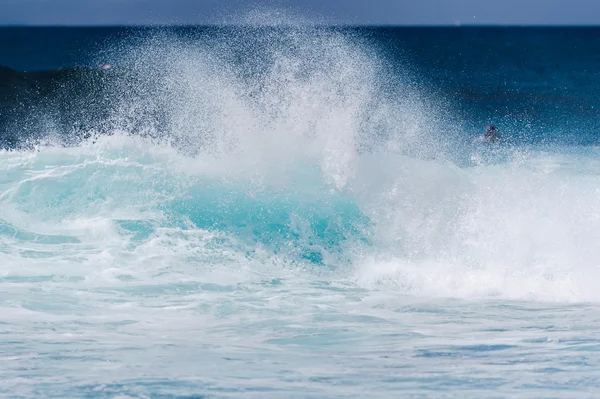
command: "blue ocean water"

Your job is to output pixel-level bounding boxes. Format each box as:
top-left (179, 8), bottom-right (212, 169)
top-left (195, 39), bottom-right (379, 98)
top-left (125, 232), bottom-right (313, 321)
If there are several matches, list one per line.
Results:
top-left (3, 23), bottom-right (600, 398)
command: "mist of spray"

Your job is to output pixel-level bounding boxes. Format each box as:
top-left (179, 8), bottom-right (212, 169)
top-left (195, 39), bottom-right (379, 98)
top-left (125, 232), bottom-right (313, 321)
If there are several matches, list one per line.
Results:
top-left (2, 17), bottom-right (598, 302)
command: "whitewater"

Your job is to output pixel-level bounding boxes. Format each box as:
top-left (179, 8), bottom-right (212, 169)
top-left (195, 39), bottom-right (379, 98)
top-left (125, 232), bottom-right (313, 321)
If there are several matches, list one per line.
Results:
top-left (3, 25), bottom-right (600, 398)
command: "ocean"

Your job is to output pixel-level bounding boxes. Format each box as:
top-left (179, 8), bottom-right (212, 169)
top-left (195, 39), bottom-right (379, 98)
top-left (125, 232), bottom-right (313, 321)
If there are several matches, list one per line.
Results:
top-left (2, 24), bottom-right (600, 398)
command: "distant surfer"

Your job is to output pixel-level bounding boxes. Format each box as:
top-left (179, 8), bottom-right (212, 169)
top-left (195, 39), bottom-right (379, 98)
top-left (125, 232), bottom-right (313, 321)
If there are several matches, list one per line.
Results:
top-left (483, 124), bottom-right (499, 143)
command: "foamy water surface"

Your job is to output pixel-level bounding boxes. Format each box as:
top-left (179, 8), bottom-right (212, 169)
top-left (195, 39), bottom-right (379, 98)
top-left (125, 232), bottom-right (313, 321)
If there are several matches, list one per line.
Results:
top-left (2, 21), bottom-right (600, 398)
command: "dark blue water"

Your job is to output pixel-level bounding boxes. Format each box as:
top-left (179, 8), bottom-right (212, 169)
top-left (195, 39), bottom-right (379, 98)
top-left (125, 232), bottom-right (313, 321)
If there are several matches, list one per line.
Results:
top-left (2, 27), bottom-right (600, 145)
top-left (3, 25), bottom-right (600, 398)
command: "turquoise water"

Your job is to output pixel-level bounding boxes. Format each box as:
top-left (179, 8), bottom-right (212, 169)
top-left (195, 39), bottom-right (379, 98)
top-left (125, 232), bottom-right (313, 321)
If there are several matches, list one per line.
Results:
top-left (4, 138), bottom-right (600, 398)
top-left (3, 23), bottom-right (600, 398)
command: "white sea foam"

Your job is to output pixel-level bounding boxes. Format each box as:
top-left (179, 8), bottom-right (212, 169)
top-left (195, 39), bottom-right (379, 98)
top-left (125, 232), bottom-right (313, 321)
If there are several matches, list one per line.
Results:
top-left (2, 20), bottom-right (600, 399)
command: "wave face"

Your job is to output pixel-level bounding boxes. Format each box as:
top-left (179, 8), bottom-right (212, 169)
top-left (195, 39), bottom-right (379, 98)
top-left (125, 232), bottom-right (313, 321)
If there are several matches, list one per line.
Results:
top-left (3, 25), bottom-right (600, 398)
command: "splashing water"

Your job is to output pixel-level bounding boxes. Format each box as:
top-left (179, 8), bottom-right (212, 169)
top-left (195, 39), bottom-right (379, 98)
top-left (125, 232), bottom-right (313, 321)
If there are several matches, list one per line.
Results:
top-left (3, 22), bottom-right (600, 398)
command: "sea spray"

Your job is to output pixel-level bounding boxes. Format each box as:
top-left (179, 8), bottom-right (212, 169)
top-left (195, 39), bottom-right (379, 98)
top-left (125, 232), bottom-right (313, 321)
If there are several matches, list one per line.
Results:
top-left (3, 24), bottom-right (600, 301)
top-left (5, 23), bottom-right (600, 399)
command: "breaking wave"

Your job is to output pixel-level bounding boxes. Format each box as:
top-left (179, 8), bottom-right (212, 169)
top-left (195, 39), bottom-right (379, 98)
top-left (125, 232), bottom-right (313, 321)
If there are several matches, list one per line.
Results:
top-left (1, 24), bottom-right (599, 303)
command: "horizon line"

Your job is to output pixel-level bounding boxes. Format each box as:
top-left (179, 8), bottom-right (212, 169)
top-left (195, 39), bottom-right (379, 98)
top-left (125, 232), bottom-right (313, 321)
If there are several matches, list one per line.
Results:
top-left (3, 23), bottom-right (600, 28)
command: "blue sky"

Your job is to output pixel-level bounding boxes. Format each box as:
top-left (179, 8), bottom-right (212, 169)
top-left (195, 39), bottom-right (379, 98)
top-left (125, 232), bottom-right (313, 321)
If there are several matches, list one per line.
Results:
top-left (1, 0), bottom-right (600, 26)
